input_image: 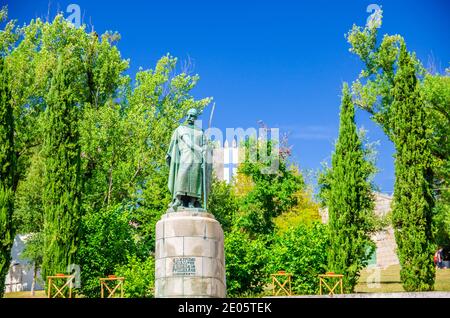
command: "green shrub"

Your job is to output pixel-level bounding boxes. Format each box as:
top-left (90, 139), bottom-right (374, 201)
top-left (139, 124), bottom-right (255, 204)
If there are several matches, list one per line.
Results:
top-left (208, 178), bottom-right (238, 233)
top-left (267, 223), bottom-right (329, 295)
top-left (224, 229), bottom-right (269, 297)
top-left (77, 204), bottom-right (137, 297)
top-left (115, 255), bottom-right (154, 298)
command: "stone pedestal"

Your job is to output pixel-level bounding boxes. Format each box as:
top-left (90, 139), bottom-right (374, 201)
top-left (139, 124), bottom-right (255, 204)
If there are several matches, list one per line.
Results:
top-left (154, 209), bottom-right (226, 298)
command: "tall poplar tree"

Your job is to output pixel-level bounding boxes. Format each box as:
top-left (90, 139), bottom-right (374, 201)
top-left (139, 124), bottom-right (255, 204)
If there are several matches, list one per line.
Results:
top-left (391, 44), bottom-right (435, 291)
top-left (0, 57), bottom-right (15, 298)
top-left (327, 83), bottom-right (374, 293)
top-left (41, 50), bottom-right (84, 281)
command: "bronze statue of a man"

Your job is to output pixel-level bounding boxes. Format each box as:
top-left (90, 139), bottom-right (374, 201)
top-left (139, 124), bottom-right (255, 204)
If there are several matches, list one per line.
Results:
top-left (166, 108), bottom-right (210, 210)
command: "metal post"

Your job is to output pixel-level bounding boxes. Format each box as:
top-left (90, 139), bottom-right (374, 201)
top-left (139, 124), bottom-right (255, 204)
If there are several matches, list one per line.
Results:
top-left (202, 134), bottom-right (207, 210)
top-left (319, 277), bottom-right (322, 295)
top-left (48, 278), bottom-right (52, 298)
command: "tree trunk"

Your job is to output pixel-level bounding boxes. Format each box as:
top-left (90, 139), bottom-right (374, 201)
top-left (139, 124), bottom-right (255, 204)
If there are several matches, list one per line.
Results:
top-left (31, 263), bottom-right (37, 297)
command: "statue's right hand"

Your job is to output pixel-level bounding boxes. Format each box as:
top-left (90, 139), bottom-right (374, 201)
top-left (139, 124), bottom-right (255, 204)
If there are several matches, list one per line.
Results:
top-left (165, 155), bottom-right (171, 166)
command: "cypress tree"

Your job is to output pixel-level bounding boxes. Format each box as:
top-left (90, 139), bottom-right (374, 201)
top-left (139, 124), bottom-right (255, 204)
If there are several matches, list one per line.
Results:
top-left (41, 52), bottom-right (83, 282)
top-left (391, 44), bottom-right (435, 291)
top-left (327, 83), bottom-right (374, 293)
top-left (0, 57), bottom-right (15, 297)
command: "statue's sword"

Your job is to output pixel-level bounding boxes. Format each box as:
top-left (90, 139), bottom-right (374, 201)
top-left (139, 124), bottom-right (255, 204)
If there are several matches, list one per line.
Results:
top-left (203, 103), bottom-right (216, 210)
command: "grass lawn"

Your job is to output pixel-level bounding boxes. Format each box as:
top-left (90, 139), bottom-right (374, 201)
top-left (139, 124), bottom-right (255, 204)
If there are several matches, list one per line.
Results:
top-left (4, 290), bottom-right (46, 298)
top-left (355, 265), bottom-right (450, 293)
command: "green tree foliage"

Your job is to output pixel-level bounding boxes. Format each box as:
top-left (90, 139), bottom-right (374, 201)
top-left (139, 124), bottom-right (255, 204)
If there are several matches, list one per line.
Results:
top-left (19, 232), bottom-right (44, 295)
top-left (208, 177), bottom-right (238, 233)
top-left (347, 12), bottom-right (445, 291)
top-left (267, 223), bottom-right (329, 295)
top-left (115, 255), bottom-right (155, 298)
top-left (422, 72), bottom-right (450, 247)
top-left (433, 204), bottom-right (450, 248)
top-left (40, 49), bottom-right (84, 281)
top-left (222, 136), bottom-right (321, 296)
top-left (7, 16), bottom-right (90, 184)
top-left (80, 99), bottom-right (133, 210)
top-left (0, 55), bottom-right (15, 298)
top-left (0, 6), bottom-right (17, 56)
top-left (3, 15), bottom-right (133, 295)
top-left (78, 32), bottom-right (130, 212)
top-left (323, 83), bottom-right (375, 293)
top-left (346, 15), bottom-right (406, 138)
top-left (1, 11), bottom-right (211, 297)
top-left (318, 126), bottom-right (379, 209)
top-left (236, 139), bottom-right (304, 236)
top-left (423, 73), bottom-right (450, 190)
top-left (390, 44), bottom-right (435, 291)
top-left (77, 204), bottom-right (138, 297)
top-left (274, 189), bottom-right (321, 231)
top-left (224, 229), bottom-right (269, 297)
top-left (13, 151), bottom-right (45, 234)
top-left (0, 6), bottom-right (18, 297)
top-left (13, 151), bottom-right (45, 294)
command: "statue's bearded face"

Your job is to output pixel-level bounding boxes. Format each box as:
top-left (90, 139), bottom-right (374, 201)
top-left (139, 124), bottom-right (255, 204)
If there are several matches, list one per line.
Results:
top-left (187, 113), bottom-right (197, 124)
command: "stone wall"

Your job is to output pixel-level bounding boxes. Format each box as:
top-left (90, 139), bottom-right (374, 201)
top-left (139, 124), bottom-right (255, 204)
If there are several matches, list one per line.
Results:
top-left (371, 193), bottom-right (399, 268)
top-left (371, 227), bottom-right (399, 268)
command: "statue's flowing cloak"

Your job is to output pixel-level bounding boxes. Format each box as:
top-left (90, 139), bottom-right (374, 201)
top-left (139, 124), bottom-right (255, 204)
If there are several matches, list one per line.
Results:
top-left (167, 127), bottom-right (181, 198)
top-left (167, 125), bottom-right (204, 199)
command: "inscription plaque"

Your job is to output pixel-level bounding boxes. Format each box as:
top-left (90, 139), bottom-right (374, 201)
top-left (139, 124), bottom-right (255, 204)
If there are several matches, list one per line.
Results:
top-left (172, 257), bottom-right (196, 276)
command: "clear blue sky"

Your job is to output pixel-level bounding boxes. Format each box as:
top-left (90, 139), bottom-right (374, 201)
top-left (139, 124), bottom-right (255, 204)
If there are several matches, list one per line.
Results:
top-left (4, 0), bottom-right (450, 194)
